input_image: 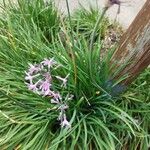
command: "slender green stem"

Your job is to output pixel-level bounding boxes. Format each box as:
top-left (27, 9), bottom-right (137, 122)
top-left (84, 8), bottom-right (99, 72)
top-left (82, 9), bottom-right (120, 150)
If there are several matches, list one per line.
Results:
top-left (88, 7), bottom-right (108, 96)
top-left (65, 0), bottom-right (74, 47)
top-left (65, 0), bottom-right (77, 85)
top-left (89, 7), bottom-right (108, 52)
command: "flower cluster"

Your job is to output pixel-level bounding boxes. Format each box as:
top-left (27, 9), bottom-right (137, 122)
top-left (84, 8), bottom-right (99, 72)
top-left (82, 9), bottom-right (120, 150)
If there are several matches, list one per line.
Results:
top-left (25, 58), bottom-right (73, 128)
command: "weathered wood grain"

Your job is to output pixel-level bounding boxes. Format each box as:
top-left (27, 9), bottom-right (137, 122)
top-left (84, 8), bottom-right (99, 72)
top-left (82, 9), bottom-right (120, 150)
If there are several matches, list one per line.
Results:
top-left (111, 0), bottom-right (150, 85)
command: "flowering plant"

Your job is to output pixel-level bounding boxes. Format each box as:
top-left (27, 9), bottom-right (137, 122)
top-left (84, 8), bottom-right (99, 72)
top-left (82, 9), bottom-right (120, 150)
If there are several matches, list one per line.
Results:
top-left (0, 0), bottom-right (149, 149)
top-left (25, 58), bottom-right (73, 128)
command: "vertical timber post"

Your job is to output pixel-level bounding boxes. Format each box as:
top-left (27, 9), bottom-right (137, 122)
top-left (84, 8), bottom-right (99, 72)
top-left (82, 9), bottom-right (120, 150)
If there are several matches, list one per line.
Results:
top-left (111, 0), bottom-right (150, 86)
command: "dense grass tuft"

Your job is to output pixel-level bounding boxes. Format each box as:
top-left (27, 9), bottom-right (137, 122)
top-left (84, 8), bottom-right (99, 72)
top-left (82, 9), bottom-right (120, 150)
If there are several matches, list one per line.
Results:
top-left (0, 0), bottom-right (60, 43)
top-left (0, 0), bottom-right (149, 149)
top-left (71, 6), bottom-right (110, 40)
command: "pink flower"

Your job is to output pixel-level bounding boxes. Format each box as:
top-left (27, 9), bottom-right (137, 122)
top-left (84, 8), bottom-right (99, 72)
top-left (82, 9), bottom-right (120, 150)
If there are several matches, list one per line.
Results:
top-left (38, 73), bottom-right (52, 96)
top-left (43, 73), bottom-right (52, 81)
top-left (28, 63), bottom-right (42, 74)
top-left (41, 57), bottom-right (57, 69)
top-left (55, 74), bottom-right (69, 88)
top-left (26, 80), bottom-right (41, 94)
top-left (39, 80), bottom-right (51, 96)
top-left (27, 84), bottom-right (37, 91)
top-left (25, 72), bottom-right (40, 83)
top-left (61, 114), bottom-right (71, 128)
top-left (50, 91), bottom-right (62, 101)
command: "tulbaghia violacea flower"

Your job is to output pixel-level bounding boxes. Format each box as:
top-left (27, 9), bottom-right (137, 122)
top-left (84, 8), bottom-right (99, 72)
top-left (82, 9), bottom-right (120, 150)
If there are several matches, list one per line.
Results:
top-left (39, 74), bottom-right (52, 95)
top-left (61, 114), bottom-right (71, 128)
top-left (26, 80), bottom-right (41, 94)
top-left (43, 72), bottom-right (52, 80)
top-left (25, 72), bottom-right (40, 83)
top-left (41, 57), bottom-right (57, 69)
top-left (28, 63), bottom-right (41, 74)
top-left (39, 80), bottom-right (51, 96)
top-left (25, 58), bottom-right (72, 128)
top-left (55, 74), bottom-right (70, 88)
top-left (27, 83), bottom-right (38, 92)
top-left (51, 91), bottom-right (62, 101)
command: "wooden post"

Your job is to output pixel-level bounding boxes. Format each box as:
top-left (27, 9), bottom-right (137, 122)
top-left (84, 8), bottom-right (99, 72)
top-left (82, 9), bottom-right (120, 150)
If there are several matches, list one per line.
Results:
top-left (111, 0), bottom-right (150, 85)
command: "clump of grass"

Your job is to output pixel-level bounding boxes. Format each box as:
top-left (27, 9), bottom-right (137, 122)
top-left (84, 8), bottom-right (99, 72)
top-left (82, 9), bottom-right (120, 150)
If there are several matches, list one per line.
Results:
top-left (119, 68), bottom-right (150, 150)
top-left (0, 0), bottom-right (150, 149)
top-left (71, 6), bottom-right (110, 40)
top-left (0, 0), bottom-right (60, 43)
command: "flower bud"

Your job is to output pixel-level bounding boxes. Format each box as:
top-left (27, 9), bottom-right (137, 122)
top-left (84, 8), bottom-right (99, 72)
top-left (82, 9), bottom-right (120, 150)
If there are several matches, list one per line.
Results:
top-left (105, 0), bottom-right (121, 8)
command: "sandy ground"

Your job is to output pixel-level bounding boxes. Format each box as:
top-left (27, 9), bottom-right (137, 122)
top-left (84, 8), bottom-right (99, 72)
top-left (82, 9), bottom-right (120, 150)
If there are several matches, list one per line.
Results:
top-left (55, 0), bottom-right (146, 29)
